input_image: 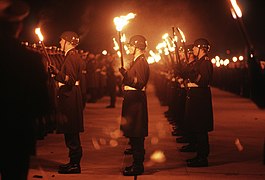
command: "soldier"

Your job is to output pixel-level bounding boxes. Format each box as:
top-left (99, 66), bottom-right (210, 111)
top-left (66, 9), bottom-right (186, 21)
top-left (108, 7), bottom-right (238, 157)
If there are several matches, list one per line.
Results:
top-left (0, 1), bottom-right (51, 179)
top-left (49, 31), bottom-right (84, 174)
top-left (119, 35), bottom-right (150, 176)
top-left (105, 54), bottom-right (117, 108)
top-left (182, 38), bottom-right (214, 167)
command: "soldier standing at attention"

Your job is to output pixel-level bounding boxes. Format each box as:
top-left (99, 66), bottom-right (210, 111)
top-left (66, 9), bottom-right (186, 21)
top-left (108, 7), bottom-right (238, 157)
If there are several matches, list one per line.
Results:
top-left (119, 35), bottom-right (150, 176)
top-left (49, 31), bottom-right (84, 174)
top-left (182, 38), bottom-right (214, 167)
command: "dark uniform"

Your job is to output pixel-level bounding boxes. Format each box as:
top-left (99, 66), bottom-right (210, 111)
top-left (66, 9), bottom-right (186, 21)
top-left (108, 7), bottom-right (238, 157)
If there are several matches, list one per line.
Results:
top-left (121, 54), bottom-right (150, 137)
top-left (183, 38), bottom-right (214, 167)
top-left (49, 31), bottom-right (84, 174)
top-left (120, 35), bottom-right (150, 176)
top-left (55, 49), bottom-right (84, 134)
top-left (105, 55), bottom-right (117, 108)
top-left (0, 1), bottom-right (50, 179)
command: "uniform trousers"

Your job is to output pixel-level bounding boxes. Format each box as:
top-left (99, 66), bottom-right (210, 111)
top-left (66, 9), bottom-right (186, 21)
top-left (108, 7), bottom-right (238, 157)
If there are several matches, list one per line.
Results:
top-left (129, 137), bottom-right (145, 166)
top-left (64, 133), bottom-right (82, 164)
top-left (188, 132), bottom-right (209, 158)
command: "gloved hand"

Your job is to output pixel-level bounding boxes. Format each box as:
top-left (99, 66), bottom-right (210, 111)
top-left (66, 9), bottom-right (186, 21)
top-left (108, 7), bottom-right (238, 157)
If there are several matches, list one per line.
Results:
top-left (119, 67), bottom-right (127, 76)
top-left (48, 64), bottom-right (59, 75)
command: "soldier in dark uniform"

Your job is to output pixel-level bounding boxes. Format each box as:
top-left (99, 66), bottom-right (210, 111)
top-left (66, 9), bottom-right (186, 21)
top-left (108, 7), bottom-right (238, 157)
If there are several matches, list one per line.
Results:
top-left (0, 1), bottom-right (51, 179)
top-left (182, 38), bottom-right (214, 167)
top-left (105, 54), bottom-right (117, 108)
top-left (49, 31), bottom-right (84, 174)
top-left (119, 35), bottom-right (150, 176)
top-left (175, 45), bottom-right (197, 145)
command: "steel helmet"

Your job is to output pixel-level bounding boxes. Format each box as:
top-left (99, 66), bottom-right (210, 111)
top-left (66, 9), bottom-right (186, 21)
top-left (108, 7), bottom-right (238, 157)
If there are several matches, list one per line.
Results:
top-left (128, 35), bottom-right (147, 50)
top-left (194, 38), bottom-right (210, 51)
top-left (60, 31), bottom-right (79, 46)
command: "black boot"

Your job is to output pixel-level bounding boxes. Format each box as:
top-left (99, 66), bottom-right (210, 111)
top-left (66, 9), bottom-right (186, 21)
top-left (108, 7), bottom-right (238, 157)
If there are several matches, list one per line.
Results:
top-left (179, 144), bottom-right (197, 152)
top-left (187, 157), bottom-right (208, 167)
top-left (124, 148), bottom-right (133, 155)
top-left (58, 163), bottom-right (81, 174)
top-left (123, 164), bottom-right (144, 176)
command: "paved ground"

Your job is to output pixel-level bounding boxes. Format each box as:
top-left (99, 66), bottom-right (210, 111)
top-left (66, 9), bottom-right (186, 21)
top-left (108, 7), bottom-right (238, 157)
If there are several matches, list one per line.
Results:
top-left (28, 83), bottom-right (265, 180)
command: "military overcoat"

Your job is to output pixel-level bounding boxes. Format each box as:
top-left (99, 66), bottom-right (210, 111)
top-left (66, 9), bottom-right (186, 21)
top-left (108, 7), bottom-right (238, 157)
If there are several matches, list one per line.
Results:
top-left (54, 49), bottom-right (84, 133)
top-left (183, 55), bottom-right (214, 132)
top-left (120, 54), bottom-right (150, 137)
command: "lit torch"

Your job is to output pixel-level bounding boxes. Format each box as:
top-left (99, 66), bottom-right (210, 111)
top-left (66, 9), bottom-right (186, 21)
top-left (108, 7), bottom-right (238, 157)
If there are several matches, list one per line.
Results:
top-left (113, 13), bottom-right (136, 68)
top-left (35, 28), bottom-right (52, 65)
top-left (229, 0), bottom-right (265, 109)
top-left (176, 27), bottom-right (188, 62)
top-left (172, 27), bottom-right (181, 66)
top-left (229, 0), bottom-right (253, 56)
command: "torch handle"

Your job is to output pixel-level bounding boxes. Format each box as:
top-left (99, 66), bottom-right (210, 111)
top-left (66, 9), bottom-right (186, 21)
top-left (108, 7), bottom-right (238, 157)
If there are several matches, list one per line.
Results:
top-left (172, 27), bottom-right (180, 65)
top-left (176, 28), bottom-right (188, 62)
top-left (40, 41), bottom-right (52, 65)
top-left (118, 31), bottom-right (124, 68)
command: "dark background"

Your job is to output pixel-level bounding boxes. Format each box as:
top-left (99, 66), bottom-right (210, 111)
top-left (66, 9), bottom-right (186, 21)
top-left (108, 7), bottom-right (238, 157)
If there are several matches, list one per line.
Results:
top-left (21, 0), bottom-right (264, 59)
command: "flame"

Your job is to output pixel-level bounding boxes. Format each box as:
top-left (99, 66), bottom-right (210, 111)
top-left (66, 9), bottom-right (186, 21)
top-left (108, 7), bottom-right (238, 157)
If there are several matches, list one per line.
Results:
top-left (113, 13), bottom-right (136, 31)
top-left (102, 50), bottom-right (107, 55)
top-left (35, 28), bottom-right (44, 41)
top-left (230, 0), bottom-right (242, 18)
top-left (121, 33), bottom-right (126, 42)
top-left (230, 8), bottom-right (237, 19)
top-left (162, 33), bottom-right (169, 39)
top-left (156, 42), bottom-right (166, 50)
top-left (177, 27), bottom-right (186, 42)
top-left (112, 38), bottom-right (119, 51)
top-left (148, 50), bottom-right (162, 64)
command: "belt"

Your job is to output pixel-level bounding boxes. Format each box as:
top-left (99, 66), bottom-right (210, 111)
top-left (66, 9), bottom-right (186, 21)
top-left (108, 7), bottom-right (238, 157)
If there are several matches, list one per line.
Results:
top-left (124, 85), bottom-right (145, 91)
top-left (186, 82), bottom-right (199, 88)
top-left (186, 83), bottom-right (210, 88)
top-left (58, 81), bottom-right (80, 87)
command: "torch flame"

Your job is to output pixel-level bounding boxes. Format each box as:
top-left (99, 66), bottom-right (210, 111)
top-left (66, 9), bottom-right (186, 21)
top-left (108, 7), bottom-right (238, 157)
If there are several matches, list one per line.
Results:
top-left (113, 13), bottom-right (136, 31)
top-left (121, 33), bottom-right (126, 43)
top-left (162, 33), bottom-right (169, 40)
top-left (177, 27), bottom-right (186, 42)
top-left (112, 38), bottom-right (119, 51)
top-left (35, 28), bottom-right (44, 41)
top-left (230, 0), bottom-right (242, 18)
top-left (230, 8), bottom-right (237, 19)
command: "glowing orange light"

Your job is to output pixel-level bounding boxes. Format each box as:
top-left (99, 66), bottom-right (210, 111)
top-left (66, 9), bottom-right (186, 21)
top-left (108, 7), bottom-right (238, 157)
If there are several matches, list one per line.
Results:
top-left (35, 28), bottom-right (44, 41)
top-left (177, 27), bottom-right (186, 42)
top-left (113, 13), bottom-right (136, 31)
top-left (230, 0), bottom-right (242, 18)
top-left (150, 150), bottom-right (166, 163)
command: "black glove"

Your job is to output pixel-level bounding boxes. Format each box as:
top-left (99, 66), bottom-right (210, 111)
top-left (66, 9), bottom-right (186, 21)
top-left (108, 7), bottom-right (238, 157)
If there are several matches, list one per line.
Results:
top-left (119, 67), bottom-right (127, 76)
top-left (48, 64), bottom-right (59, 75)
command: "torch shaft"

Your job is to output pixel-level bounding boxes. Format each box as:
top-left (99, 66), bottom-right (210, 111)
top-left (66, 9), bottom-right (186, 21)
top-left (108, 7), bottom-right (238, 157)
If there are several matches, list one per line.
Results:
top-left (118, 31), bottom-right (124, 68)
top-left (172, 27), bottom-right (180, 65)
top-left (40, 41), bottom-right (52, 65)
top-left (237, 18), bottom-right (253, 54)
top-left (182, 41), bottom-right (188, 62)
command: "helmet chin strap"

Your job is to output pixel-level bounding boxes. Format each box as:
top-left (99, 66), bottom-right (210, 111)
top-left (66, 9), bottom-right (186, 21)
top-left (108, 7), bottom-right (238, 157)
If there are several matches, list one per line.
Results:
top-left (62, 41), bottom-right (66, 53)
top-left (132, 46), bottom-right (137, 56)
top-left (195, 48), bottom-right (201, 58)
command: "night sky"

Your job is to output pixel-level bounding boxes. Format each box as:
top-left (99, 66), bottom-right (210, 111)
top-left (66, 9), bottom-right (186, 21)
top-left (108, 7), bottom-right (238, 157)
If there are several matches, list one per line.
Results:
top-left (21, 0), bottom-right (265, 59)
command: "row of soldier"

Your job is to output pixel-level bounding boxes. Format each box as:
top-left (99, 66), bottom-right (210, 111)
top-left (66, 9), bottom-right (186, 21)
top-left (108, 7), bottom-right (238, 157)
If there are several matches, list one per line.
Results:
top-left (152, 39), bottom-right (214, 167)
